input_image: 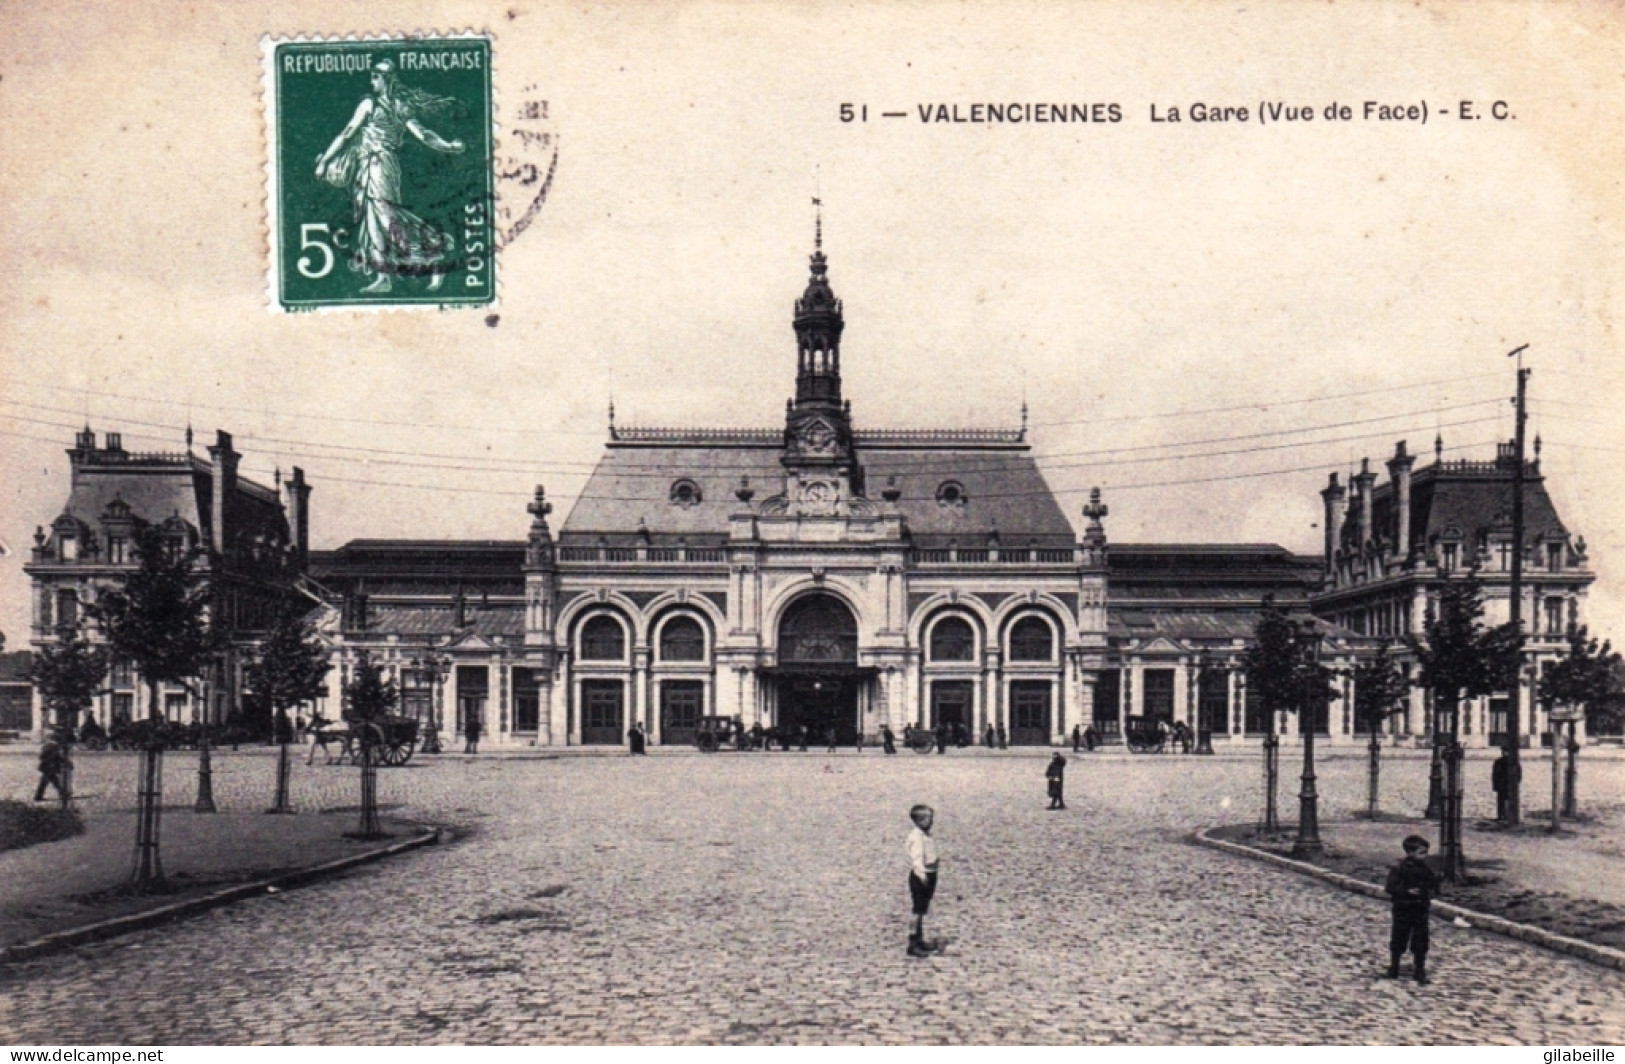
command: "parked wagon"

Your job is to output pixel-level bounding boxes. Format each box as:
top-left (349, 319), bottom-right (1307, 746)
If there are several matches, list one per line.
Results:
top-left (693, 715), bottom-right (750, 753)
top-left (313, 714), bottom-right (420, 766)
top-left (1123, 715), bottom-right (1169, 754)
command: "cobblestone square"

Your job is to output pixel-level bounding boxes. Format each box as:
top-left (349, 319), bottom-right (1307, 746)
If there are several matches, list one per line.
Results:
top-left (1, 748), bottom-right (1622, 1044)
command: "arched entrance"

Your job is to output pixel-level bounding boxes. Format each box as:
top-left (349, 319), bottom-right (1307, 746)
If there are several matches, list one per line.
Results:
top-left (773, 594), bottom-right (862, 744)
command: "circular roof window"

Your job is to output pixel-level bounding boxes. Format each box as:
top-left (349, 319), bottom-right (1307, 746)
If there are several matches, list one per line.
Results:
top-left (936, 480), bottom-right (967, 508)
top-left (670, 479), bottom-right (703, 509)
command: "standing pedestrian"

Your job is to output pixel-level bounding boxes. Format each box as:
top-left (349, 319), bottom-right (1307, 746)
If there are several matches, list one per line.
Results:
top-left (1071, 724), bottom-right (1082, 753)
top-left (1492, 744), bottom-right (1519, 823)
top-left (905, 804), bottom-right (941, 958)
top-left (935, 720), bottom-right (948, 755)
top-left (797, 724), bottom-right (809, 752)
top-left (854, 729), bottom-right (864, 754)
top-left (464, 712), bottom-right (483, 754)
top-left (1384, 834), bottom-right (1442, 984)
top-left (826, 725), bottom-right (838, 753)
top-left (984, 724), bottom-right (995, 749)
top-left (1046, 752), bottom-right (1067, 809)
top-left (627, 721), bottom-right (646, 755)
top-left (881, 723), bottom-right (897, 755)
top-left (1084, 724), bottom-right (1098, 751)
top-left (34, 736), bottom-right (68, 805)
top-left (996, 723), bottom-right (1008, 750)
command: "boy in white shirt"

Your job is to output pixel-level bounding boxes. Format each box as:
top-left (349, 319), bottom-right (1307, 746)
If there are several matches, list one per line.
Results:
top-left (906, 804), bottom-right (940, 958)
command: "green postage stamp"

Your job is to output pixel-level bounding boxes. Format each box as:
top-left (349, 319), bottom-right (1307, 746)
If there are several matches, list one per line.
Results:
top-left (264, 35), bottom-right (495, 311)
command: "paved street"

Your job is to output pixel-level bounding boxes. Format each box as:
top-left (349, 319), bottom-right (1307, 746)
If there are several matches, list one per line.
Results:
top-left (1, 747), bottom-right (1622, 1045)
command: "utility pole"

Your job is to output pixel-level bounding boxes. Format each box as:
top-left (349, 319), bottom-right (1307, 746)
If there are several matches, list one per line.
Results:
top-left (1504, 344), bottom-right (1530, 826)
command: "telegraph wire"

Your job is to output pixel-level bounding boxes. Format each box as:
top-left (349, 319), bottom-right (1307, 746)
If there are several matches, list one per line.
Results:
top-left (1, 394), bottom-right (1507, 480)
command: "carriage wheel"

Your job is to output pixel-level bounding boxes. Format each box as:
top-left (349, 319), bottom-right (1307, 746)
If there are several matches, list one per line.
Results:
top-left (393, 736), bottom-right (416, 765)
top-left (910, 733), bottom-right (935, 754)
top-left (381, 737), bottom-right (413, 766)
top-left (696, 732), bottom-right (720, 753)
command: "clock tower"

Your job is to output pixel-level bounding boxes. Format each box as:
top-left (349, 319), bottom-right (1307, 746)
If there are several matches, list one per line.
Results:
top-left (783, 207), bottom-right (861, 515)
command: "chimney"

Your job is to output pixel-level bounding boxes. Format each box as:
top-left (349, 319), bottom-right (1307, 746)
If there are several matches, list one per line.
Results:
top-left (69, 426), bottom-right (96, 467)
top-left (207, 430), bottom-right (240, 556)
top-left (1320, 473), bottom-right (1346, 574)
top-left (104, 432), bottom-right (123, 452)
top-left (286, 466), bottom-right (312, 569)
top-left (1353, 458), bottom-right (1376, 549)
top-left (1386, 440), bottom-right (1416, 561)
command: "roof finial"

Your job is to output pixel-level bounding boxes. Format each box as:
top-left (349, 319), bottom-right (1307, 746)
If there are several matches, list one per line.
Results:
top-left (812, 196), bottom-right (822, 255)
top-left (185, 423), bottom-right (194, 454)
top-left (608, 398), bottom-right (617, 438)
top-left (1434, 432), bottom-right (1443, 462)
top-left (1020, 398), bottom-right (1029, 439)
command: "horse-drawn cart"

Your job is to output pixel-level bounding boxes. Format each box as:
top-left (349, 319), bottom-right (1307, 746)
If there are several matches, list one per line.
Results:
top-left (1123, 715), bottom-right (1169, 754)
top-left (310, 713), bottom-right (421, 766)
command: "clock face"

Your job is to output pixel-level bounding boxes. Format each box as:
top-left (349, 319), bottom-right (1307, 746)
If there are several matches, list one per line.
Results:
top-left (803, 480), bottom-right (834, 503)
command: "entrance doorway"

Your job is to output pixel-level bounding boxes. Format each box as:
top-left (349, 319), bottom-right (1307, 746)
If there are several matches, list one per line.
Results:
top-left (581, 680), bottom-right (624, 745)
top-left (1010, 680), bottom-right (1052, 746)
top-left (779, 675), bottom-right (859, 745)
top-left (775, 594), bottom-right (862, 745)
top-left (931, 681), bottom-right (974, 732)
top-left (660, 681), bottom-right (704, 746)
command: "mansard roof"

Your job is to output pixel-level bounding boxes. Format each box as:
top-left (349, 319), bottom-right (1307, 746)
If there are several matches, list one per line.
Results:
top-left (560, 428), bottom-right (1076, 544)
top-left (1359, 454), bottom-right (1569, 555)
top-left (308, 540), bottom-right (526, 595)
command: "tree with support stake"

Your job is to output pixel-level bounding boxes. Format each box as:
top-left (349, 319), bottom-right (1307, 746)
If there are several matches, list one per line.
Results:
top-left (245, 604), bottom-right (331, 815)
top-left (1406, 572), bottom-right (1518, 883)
top-left (1353, 642), bottom-right (1412, 819)
top-left (27, 624), bottom-right (109, 810)
top-left (88, 523), bottom-right (217, 891)
top-left (343, 651), bottom-right (396, 840)
top-left (1537, 625), bottom-right (1623, 831)
top-left (1244, 597), bottom-right (1334, 839)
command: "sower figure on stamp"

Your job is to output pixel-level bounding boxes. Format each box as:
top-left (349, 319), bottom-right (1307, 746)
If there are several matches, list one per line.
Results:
top-left (905, 804), bottom-right (942, 958)
top-left (315, 60), bottom-right (465, 294)
top-left (1384, 834), bottom-right (1443, 984)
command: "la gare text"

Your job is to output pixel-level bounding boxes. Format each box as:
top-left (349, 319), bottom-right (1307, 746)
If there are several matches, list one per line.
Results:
top-left (1150, 100), bottom-right (1514, 124)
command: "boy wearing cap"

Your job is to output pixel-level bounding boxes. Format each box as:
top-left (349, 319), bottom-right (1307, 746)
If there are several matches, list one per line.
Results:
top-left (1384, 834), bottom-right (1443, 984)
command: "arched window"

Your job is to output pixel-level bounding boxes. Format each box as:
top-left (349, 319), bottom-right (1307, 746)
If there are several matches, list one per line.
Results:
top-left (659, 616), bottom-right (706, 662)
top-left (1008, 615), bottom-right (1054, 662)
top-left (580, 615), bottom-right (627, 661)
top-left (779, 594), bottom-right (858, 664)
top-left (929, 616), bottom-right (976, 662)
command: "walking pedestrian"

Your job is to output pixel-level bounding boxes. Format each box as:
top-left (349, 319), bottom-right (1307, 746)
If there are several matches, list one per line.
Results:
top-left (33, 736), bottom-right (68, 805)
top-left (464, 713), bottom-right (483, 754)
top-left (1384, 834), bottom-right (1442, 984)
top-left (1046, 752), bottom-right (1067, 809)
top-left (996, 723), bottom-right (1008, 750)
top-left (1071, 724), bottom-right (1082, 753)
top-left (905, 804), bottom-right (941, 958)
top-left (881, 723), bottom-right (897, 755)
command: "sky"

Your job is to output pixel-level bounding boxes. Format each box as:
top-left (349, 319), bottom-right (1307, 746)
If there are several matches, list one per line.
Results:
top-left (3, 1), bottom-right (1623, 648)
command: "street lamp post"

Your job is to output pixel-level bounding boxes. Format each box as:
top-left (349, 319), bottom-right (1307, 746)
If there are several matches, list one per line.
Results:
top-left (1439, 699), bottom-right (1467, 883)
top-left (1292, 620), bottom-right (1324, 859)
top-left (1425, 695), bottom-right (1445, 820)
top-left (410, 651), bottom-right (449, 755)
top-left (1195, 653), bottom-right (1217, 756)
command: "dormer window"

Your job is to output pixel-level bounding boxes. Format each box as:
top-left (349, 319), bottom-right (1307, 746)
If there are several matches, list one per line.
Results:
top-left (669, 479), bottom-right (702, 509)
top-left (1441, 543), bottom-right (1458, 572)
top-left (1547, 542), bottom-right (1564, 573)
top-left (108, 536), bottom-right (128, 565)
top-left (1495, 541), bottom-right (1513, 572)
top-left (59, 534), bottom-right (78, 561)
top-left (936, 481), bottom-right (967, 508)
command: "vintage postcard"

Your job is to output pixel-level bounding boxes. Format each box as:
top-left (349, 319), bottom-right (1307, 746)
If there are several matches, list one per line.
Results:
top-left (2, 0), bottom-right (1624, 1052)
